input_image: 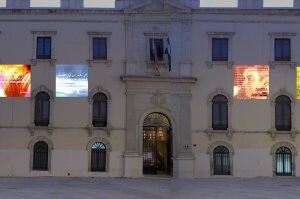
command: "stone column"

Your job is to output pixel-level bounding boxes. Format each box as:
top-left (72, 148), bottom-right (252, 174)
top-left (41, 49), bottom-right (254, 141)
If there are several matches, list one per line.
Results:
top-left (173, 93), bottom-right (195, 178)
top-left (7, 0), bottom-right (30, 9)
top-left (61, 0), bottom-right (83, 9)
top-left (238, 0), bottom-right (263, 9)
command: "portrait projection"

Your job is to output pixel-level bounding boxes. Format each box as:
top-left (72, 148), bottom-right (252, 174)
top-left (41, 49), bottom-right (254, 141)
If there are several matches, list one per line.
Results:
top-left (234, 65), bottom-right (269, 99)
top-left (0, 64), bottom-right (31, 97)
top-left (56, 64), bottom-right (88, 97)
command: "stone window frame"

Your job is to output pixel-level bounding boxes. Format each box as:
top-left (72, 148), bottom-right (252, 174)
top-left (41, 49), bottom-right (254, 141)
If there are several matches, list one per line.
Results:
top-left (268, 32), bottom-right (297, 69)
top-left (268, 89), bottom-right (296, 140)
top-left (270, 142), bottom-right (297, 176)
top-left (207, 141), bottom-right (234, 176)
top-left (206, 32), bottom-right (234, 69)
top-left (31, 31), bottom-right (57, 66)
top-left (87, 86), bottom-right (112, 137)
top-left (86, 137), bottom-right (112, 172)
top-left (87, 32), bottom-right (112, 67)
top-left (28, 136), bottom-right (54, 172)
top-left (205, 88), bottom-right (233, 138)
top-left (144, 31), bottom-right (169, 70)
top-left (28, 85), bottom-right (54, 136)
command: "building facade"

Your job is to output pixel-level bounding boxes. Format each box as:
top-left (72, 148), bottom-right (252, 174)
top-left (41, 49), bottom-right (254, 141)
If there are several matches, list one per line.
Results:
top-left (0, 0), bottom-right (300, 178)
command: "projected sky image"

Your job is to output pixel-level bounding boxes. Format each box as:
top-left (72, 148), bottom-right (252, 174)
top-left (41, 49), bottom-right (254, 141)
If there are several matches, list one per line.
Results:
top-left (56, 64), bottom-right (88, 97)
top-left (0, 64), bottom-right (31, 97)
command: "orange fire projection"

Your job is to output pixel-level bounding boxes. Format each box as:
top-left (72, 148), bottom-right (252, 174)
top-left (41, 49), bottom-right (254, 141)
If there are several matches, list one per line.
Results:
top-left (0, 65), bottom-right (31, 97)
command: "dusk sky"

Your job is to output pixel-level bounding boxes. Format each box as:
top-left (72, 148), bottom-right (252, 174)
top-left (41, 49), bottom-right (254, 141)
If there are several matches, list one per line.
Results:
top-left (0, 0), bottom-right (294, 8)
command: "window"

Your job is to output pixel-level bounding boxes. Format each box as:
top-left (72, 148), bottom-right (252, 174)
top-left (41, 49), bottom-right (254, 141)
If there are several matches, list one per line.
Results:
top-left (93, 38), bottom-right (107, 60)
top-left (212, 38), bottom-right (228, 61)
top-left (275, 38), bottom-right (290, 61)
top-left (149, 39), bottom-right (164, 61)
top-left (91, 142), bottom-right (107, 172)
top-left (33, 141), bottom-right (48, 171)
top-left (93, 92), bottom-right (107, 127)
top-left (36, 37), bottom-right (52, 59)
top-left (34, 92), bottom-right (50, 126)
top-left (275, 146), bottom-right (292, 176)
top-left (275, 95), bottom-right (291, 131)
top-left (212, 95), bottom-right (228, 130)
top-left (213, 146), bottom-right (230, 175)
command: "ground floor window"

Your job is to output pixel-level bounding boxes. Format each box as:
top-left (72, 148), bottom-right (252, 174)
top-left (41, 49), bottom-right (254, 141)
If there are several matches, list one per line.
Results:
top-left (213, 146), bottom-right (230, 175)
top-left (91, 142), bottom-right (106, 172)
top-left (33, 141), bottom-right (48, 171)
top-left (276, 146), bottom-right (292, 176)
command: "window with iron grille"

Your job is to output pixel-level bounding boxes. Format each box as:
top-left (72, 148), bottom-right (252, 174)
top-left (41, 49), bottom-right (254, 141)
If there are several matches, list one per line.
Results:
top-left (275, 95), bottom-right (291, 131)
top-left (212, 38), bottom-right (228, 61)
top-left (33, 141), bottom-right (48, 171)
top-left (92, 37), bottom-right (107, 60)
top-left (36, 37), bottom-right (52, 59)
top-left (149, 39), bottom-right (164, 61)
top-left (91, 142), bottom-right (106, 172)
top-left (213, 146), bottom-right (230, 175)
top-left (275, 146), bottom-right (292, 176)
top-left (212, 95), bottom-right (228, 130)
top-left (274, 38), bottom-right (290, 61)
top-left (34, 91), bottom-right (50, 126)
top-left (92, 92), bottom-right (107, 127)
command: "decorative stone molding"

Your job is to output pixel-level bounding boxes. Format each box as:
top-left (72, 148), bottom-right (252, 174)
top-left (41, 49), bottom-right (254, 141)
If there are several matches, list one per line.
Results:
top-left (269, 89), bottom-right (296, 138)
top-left (269, 61), bottom-right (297, 69)
top-left (270, 142), bottom-right (297, 176)
top-left (86, 137), bottom-right (111, 172)
top-left (206, 61), bottom-right (234, 69)
top-left (87, 59), bottom-right (112, 67)
top-left (86, 123), bottom-right (112, 137)
top-left (28, 136), bottom-right (54, 172)
top-left (207, 141), bottom-right (234, 176)
top-left (151, 90), bottom-right (166, 106)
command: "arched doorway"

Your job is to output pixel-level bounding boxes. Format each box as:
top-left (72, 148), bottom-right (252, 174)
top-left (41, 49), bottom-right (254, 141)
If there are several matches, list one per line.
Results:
top-left (143, 112), bottom-right (172, 175)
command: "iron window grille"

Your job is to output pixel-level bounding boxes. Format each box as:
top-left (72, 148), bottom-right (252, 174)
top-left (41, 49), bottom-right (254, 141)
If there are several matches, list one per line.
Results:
top-left (213, 146), bottom-right (230, 175)
top-left (33, 141), bottom-right (48, 171)
top-left (91, 142), bottom-right (106, 172)
top-left (275, 146), bottom-right (292, 176)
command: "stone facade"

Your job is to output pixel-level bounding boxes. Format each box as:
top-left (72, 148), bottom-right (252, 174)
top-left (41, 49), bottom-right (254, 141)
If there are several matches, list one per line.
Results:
top-left (0, 0), bottom-right (299, 178)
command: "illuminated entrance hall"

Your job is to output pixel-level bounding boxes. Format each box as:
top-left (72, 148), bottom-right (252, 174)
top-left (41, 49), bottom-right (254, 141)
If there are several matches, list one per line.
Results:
top-left (143, 113), bottom-right (172, 175)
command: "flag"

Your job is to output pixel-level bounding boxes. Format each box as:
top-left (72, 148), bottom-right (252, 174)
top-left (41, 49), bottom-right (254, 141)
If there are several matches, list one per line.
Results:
top-left (166, 37), bottom-right (171, 71)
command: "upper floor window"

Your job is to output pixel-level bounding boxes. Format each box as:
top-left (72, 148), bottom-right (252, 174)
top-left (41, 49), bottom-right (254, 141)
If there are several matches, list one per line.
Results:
top-left (274, 38), bottom-right (290, 61)
top-left (212, 95), bottom-right (228, 130)
top-left (212, 38), bottom-right (228, 61)
top-left (275, 95), bottom-right (291, 131)
top-left (93, 92), bottom-right (107, 127)
top-left (34, 91), bottom-right (50, 126)
top-left (36, 37), bottom-right (52, 59)
top-left (150, 38), bottom-right (164, 62)
top-left (93, 38), bottom-right (107, 60)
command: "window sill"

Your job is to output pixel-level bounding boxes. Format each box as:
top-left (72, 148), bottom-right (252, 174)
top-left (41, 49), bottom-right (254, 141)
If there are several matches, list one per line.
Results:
top-left (205, 128), bottom-right (234, 140)
top-left (87, 59), bottom-right (112, 67)
top-left (269, 61), bottom-right (297, 69)
top-left (27, 124), bottom-right (54, 136)
top-left (206, 61), bottom-right (233, 69)
top-left (31, 58), bottom-right (56, 66)
top-left (145, 60), bottom-right (168, 68)
top-left (267, 129), bottom-right (297, 141)
top-left (86, 124), bottom-right (111, 137)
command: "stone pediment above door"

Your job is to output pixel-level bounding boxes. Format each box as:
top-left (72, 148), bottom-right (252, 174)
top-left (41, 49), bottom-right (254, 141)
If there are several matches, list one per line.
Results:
top-left (124, 0), bottom-right (191, 14)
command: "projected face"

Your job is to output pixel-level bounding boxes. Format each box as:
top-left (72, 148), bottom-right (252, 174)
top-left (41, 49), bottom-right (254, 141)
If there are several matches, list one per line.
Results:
top-left (0, 64), bottom-right (31, 97)
top-left (297, 67), bottom-right (300, 99)
top-left (56, 64), bottom-right (88, 97)
top-left (234, 65), bottom-right (269, 99)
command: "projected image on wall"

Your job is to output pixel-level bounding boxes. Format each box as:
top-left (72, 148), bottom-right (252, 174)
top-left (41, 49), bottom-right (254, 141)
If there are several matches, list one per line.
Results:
top-left (297, 67), bottom-right (300, 99)
top-left (0, 64), bottom-right (31, 97)
top-left (56, 64), bottom-right (88, 97)
top-left (234, 65), bottom-right (269, 99)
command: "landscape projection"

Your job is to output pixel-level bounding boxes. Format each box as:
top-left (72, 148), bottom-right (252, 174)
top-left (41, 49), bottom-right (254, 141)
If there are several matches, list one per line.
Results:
top-left (56, 64), bottom-right (88, 97)
top-left (234, 65), bottom-right (269, 99)
top-left (0, 64), bottom-right (31, 97)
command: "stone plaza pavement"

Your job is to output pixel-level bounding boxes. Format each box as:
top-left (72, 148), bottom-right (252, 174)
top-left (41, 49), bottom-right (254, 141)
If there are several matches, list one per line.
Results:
top-left (0, 177), bottom-right (299, 199)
